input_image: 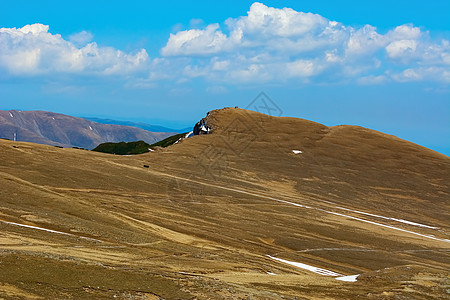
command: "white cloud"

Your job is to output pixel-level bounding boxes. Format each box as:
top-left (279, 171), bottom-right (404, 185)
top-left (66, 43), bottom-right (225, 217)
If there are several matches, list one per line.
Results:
top-left (286, 59), bottom-right (318, 77)
top-left (211, 58), bottom-right (230, 71)
top-left (357, 75), bottom-right (387, 85)
top-left (228, 2), bottom-right (329, 38)
top-left (162, 24), bottom-right (228, 56)
top-left (346, 25), bottom-right (385, 56)
top-left (160, 2), bottom-right (450, 84)
top-left (386, 40), bottom-right (417, 58)
top-left (1, 3), bottom-right (450, 86)
top-left (0, 23), bottom-right (150, 76)
top-left (19, 23), bottom-right (49, 34)
top-left (189, 18), bottom-right (204, 28)
top-left (69, 30), bottom-right (93, 46)
top-left (389, 24), bottom-right (421, 40)
top-left (392, 67), bottom-right (450, 82)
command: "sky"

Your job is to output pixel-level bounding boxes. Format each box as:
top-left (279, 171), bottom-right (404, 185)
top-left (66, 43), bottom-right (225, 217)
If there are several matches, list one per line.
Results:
top-left (1, 0), bottom-right (449, 154)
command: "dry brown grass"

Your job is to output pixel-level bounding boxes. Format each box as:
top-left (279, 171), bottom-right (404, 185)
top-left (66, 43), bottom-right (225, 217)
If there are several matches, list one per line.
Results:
top-left (0, 108), bottom-right (448, 299)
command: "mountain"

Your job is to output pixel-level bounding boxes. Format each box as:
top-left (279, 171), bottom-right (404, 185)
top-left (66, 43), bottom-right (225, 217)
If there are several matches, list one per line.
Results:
top-left (83, 116), bottom-right (192, 133)
top-left (0, 107), bottom-right (448, 299)
top-left (0, 110), bottom-right (177, 149)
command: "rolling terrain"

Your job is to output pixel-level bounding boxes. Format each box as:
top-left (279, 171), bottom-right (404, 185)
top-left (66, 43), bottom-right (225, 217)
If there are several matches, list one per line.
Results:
top-left (0, 110), bottom-right (175, 149)
top-left (0, 108), bottom-right (449, 299)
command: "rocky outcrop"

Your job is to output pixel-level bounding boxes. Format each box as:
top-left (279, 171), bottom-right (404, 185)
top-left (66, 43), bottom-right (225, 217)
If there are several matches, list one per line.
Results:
top-left (193, 119), bottom-right (210, 135)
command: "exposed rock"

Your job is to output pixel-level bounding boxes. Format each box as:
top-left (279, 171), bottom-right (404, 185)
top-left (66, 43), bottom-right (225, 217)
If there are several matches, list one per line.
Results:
top-left (193, 119), bottom-right (210, 135)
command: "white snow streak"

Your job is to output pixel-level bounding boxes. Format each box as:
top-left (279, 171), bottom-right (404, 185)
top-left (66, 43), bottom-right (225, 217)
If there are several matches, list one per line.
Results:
top-left (267, 255), bottom-right (342, 276)
top-left (334, 206), bottom-right (439, 229)
top-left (391, 218), bottom-right (439, 229)
top-left (324, 210), bottom-right (448, 242)
top-left (336, 274), bottom-right (359, 282)
top-left (1, 220), bottom-right (102, 242)
top-left (207, 185), bottom-right (449, 243)
top-left (292, 150), bottom-right (302, 154)
top-left (89, 126), bottom-right (93, 130)
top-left (9, 112), bottom-right (13, 118)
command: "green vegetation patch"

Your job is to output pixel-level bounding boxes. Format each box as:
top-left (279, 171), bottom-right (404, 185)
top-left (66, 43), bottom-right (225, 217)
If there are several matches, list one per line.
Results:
top-left (92, 140), bottom-right (151, 155)
top-left (92, 132), bottom-right (188, 155)
top-left (148, 132), bottom-right (187, 148)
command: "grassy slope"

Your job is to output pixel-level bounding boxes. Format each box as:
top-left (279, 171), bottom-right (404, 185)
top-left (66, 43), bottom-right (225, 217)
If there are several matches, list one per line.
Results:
top-left (0, 108), bottom-right (448, 299)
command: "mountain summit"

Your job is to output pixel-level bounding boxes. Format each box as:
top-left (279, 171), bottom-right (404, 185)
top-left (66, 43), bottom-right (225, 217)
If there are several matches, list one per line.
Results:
top-left (0, 107), bottom-right (448, 299)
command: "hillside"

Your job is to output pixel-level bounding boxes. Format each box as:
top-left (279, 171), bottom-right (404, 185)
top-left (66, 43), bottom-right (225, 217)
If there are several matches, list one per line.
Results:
top-left (0, 107), bottom-right (448, 299)
top-left (0, 110), bottom-right (176, 149)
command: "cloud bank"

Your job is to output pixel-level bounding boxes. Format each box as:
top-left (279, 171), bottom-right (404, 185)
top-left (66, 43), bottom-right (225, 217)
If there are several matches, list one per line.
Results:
top-left (1, 2), bottom-right (449, 85)
top-left (162, 2), bottom-right (450, 84)
top-left (0, 24), bottom-right (149, 76)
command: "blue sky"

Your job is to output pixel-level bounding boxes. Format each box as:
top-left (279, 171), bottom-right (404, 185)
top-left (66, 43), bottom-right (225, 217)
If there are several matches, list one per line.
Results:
top-left (1, 1), bottom-right (449, 154)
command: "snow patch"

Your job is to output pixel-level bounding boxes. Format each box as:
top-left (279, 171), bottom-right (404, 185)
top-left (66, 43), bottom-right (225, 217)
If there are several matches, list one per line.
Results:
top-left (174, 137), bottom-right (184, 144)
top-left (267, 272), bottom-right (277, 275)
top-left (267, 255), bottom-right (342, 276)
top-left (9, 112), bottom-right (13, 118)
top-left (292, 150), bottom-right (302, 154)
top-left (148, 148), bottom-right (155, 152)
top-left (336, 274), bottom-right (359, 282)
top-left (89, 126), bottom-right (93, 130)
top-left (185, 131), bottom-right (194, 138)
top-left (1, 220), bottom-right (102, 242)
top-left (52, 117), bottom-right (55, 120)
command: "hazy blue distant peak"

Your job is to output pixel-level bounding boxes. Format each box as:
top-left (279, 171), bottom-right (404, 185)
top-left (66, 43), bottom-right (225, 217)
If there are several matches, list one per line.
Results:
top-left (83, 117), bottom-right (189, 133)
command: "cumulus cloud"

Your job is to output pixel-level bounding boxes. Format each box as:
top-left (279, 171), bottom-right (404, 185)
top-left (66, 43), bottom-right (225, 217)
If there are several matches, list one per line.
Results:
top-left (161, 2), bottom-right (450, 84)
top-left (162, 24), bottom-right (228, 56)
top-left (0, 23), bottom-right (150, 76)
top-left (1, 3), bottom-right (449, 86)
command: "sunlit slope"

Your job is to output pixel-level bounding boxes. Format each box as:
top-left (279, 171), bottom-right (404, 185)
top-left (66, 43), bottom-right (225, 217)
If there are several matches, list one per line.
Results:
top-left (0, 108), bottom-right (448, 299)
top-left (164, 108), bottom-right (449, 226)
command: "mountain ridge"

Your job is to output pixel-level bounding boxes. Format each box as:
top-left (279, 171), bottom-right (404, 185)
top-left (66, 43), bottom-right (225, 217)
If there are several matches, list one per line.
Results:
top-left (0, 110), bottom-right (176, 149)
top-left (0, 107), bottom-right (448, 298)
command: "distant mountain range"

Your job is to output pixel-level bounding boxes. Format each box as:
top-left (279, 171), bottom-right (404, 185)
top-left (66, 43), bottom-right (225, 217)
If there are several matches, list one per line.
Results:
top-left (0, 110), bottom-right (177, 149)
top-left (83, 117), bottom-right (192, 133)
